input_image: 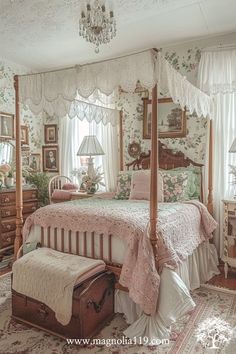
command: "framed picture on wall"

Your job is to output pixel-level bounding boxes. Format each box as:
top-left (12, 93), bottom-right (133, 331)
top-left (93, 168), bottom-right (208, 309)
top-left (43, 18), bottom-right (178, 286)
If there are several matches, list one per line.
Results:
top-left (29, 154), bottom-right (41, 172)
top-left (44, 124), bottom-right (58, 144)
top-left (143, 98), bottom-right (187, 139)
top-left (42, 145), bottom-right (59, 172)
top-left (21, 125), bottom-right (29, 145)
top-left (0, 112), bottom-right (15, 139)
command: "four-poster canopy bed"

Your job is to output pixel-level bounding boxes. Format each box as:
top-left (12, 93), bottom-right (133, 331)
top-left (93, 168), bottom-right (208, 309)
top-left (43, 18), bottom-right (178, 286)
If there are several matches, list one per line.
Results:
top-left (12, 49), bottom-right (218, 339)
top-left (13, 49), bottom-right (213, 258)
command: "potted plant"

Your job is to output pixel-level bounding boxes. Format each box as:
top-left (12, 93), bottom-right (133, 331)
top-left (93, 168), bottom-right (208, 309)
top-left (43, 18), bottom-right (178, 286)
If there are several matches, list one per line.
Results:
top-left (5, 170), bottom-right (14, 187)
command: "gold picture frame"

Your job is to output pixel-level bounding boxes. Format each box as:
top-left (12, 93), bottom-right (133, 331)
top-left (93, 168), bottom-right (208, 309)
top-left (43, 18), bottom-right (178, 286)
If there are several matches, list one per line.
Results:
top-left (42, 145), bottom-right (59, 172)
top-left (21, 125), bottom-right (29, 145)
top-left (29, 153), bottom-right (41, 172)
top-left (143, 98), bottom-right (187, 139)
top-left (0, 112), bottom-right (15, 140)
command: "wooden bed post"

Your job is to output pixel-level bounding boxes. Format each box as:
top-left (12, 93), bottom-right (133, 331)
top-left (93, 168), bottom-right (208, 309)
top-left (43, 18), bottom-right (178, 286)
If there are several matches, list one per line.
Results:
top-left (119, 111), bottom-right (124, 171)
top-left (207, 119), bottom-right (213, 214)
top-left (150, 84), bottom-right (158, 260)
top-left (14, 75), bottom-right (23, 259)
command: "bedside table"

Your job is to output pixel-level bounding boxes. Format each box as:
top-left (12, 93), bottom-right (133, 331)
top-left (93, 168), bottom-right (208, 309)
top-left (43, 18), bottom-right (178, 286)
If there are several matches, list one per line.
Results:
top-left (222, 199), bottom-right (236, 278)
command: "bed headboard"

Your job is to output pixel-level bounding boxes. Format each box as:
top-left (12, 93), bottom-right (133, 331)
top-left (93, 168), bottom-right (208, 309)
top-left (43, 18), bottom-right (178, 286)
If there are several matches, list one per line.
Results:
top-left (126, 141), bottom-right (204, 202)
top-left (126, 141), bottom-right (203, 170)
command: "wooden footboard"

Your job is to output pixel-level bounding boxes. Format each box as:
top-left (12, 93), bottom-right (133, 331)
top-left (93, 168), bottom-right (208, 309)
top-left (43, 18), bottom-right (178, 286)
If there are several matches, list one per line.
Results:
top-left (20, 226), bottom-right (127, 291)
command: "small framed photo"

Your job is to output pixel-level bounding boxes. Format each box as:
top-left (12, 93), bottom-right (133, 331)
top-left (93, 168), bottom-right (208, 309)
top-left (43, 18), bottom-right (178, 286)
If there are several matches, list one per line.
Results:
top-left (44, 124), bottom-right (58, 144)
top-left (29, 154), bottom-right (41, 172)
top-left (42, 145), bottom-right (59, 172)
top-left (21, 125), bottom-right (29, 145)
top-left (0, 112), bottom-right (15, 139)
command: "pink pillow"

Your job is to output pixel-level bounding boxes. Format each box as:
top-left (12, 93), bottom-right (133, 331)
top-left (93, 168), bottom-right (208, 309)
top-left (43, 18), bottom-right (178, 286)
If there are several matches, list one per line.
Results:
top-left (62, 183), bottom-right (79, 190)
top-left (52, 190), bottom-right (72, 201)
top-left (129, 170), bottom-right (164, 201)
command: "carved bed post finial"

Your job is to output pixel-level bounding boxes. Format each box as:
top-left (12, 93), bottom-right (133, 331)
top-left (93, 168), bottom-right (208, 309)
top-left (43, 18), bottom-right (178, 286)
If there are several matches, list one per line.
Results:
top-left (14, 75), bottom-right (23, 260)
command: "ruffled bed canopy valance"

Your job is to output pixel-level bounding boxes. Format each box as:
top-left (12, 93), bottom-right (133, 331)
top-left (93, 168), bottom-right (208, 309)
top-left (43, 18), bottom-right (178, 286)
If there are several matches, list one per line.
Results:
top-left (19, 50), bottom-right (212, 120)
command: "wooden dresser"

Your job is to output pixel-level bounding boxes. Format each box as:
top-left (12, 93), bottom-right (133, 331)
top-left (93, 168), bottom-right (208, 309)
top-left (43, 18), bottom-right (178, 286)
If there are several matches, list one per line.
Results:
top-left (0, 188), bottom-right (38, 256)
top-left (222, 199), bottom-right (236, 278)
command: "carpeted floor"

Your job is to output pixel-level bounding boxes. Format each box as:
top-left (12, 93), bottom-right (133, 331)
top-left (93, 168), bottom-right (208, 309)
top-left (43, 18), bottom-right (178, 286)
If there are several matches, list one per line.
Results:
top-left (0, 273), bottom-right (236, 354)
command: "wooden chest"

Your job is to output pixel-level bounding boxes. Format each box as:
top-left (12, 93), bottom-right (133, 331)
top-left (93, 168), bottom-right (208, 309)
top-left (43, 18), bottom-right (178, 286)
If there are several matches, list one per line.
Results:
top-left (12, 271), bottom-right (115, 339)
top-left (0, 188), bottom-right (38, 256)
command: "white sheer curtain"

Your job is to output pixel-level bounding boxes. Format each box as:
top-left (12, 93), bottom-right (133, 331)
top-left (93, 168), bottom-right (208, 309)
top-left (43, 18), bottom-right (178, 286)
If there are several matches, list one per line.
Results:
top-left (59, 116), bottom-right (119, 192)
top-left (198, 49), bottom-right (236, 255)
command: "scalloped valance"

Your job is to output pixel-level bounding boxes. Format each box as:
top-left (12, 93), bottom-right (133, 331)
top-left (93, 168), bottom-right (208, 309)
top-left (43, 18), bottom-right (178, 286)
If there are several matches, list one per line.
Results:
top-left (68, 100), bottom-right (119, 126)
top-left (19, 49), bottom-right (213, 120)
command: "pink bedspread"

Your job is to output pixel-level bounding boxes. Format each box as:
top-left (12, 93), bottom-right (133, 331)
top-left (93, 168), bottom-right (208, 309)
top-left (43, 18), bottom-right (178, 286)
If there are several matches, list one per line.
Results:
top-left (22, 199), bottom-right (217, 316)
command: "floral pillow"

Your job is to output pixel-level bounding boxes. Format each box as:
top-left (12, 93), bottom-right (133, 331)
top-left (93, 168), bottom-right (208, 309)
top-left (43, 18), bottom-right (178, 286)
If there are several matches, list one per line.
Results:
top-left (161, 171), bottom-right (189, 202)
top-left (114, 171), bottom-right (132, 200)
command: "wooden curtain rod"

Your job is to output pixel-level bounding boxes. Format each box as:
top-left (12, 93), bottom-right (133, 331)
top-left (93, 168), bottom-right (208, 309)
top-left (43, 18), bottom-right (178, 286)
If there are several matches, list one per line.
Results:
top-left (17, 48), bottom-right (160, 78)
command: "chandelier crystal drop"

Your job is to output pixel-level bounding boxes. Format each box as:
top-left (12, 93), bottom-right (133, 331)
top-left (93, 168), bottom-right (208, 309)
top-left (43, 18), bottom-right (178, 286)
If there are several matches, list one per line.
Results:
top-left (79, 0), bottom-right (116, 53)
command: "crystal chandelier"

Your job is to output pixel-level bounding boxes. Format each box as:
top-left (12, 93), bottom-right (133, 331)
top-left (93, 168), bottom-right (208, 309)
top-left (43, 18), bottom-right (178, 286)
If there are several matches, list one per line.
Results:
top-left (79, 0), bottom-right (116, 53)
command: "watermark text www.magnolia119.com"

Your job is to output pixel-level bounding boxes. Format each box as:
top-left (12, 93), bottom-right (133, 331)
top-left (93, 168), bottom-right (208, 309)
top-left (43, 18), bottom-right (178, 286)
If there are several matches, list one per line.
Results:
top-left (66, 336), bottom-right (170, 347)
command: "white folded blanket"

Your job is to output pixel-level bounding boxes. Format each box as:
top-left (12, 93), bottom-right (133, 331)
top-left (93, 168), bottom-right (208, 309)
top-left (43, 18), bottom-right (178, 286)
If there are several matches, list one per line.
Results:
top-left (12, 247), bottom-right (105, 325)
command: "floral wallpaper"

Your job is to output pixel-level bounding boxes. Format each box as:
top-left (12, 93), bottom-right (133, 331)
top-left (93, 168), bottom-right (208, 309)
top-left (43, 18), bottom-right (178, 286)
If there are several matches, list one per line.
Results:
top-left (0, 58), bottom-right (44, 153)
top-left (117, 46), bottom-right (209, 168)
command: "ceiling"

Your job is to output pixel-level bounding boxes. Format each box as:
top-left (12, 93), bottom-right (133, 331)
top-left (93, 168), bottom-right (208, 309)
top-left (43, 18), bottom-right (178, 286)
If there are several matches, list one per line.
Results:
top-left (0, 0), bottom-right (236, 71)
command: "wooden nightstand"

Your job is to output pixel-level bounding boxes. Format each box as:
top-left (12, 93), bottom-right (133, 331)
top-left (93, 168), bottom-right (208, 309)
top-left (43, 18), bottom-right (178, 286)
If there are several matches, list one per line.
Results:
top-left (222, 199), bottom-right (236, 278)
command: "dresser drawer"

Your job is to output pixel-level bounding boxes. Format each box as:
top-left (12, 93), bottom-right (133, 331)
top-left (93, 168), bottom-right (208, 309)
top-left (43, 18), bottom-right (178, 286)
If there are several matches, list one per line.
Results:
top-left (227, 203), bottom-right (236, 214)
top-left (0, 192), bottom-right (15, 206)
top-left (23, 189), bottom-right (38, 201)
top-left (23, 202), bottom-right (38, 214)
top-left (1, 231), bottom-right (15, 248)
top-left (1, 206), bottom-right (16, 218)
top-left (1, 218), bottom-right (16, 233)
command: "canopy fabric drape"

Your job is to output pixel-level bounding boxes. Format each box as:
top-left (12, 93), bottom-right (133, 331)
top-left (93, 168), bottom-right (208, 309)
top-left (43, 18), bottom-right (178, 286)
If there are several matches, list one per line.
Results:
top-left (19, 49), bottom-right (213, 120)
top-left (198, 49), bottom-right (236, 95)
top-left (68, 100), bottom-right (119, 126)
top-left (159, 55), bottom-right (213, 118)
top-left (198, 48), bottom-right (236, 255)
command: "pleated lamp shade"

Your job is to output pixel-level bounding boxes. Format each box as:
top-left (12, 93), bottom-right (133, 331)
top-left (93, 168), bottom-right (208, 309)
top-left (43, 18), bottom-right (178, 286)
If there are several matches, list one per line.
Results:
top-left (229, 138), bottom-right (236, 153)
top-left (77, 135), bottom-right (105, 156)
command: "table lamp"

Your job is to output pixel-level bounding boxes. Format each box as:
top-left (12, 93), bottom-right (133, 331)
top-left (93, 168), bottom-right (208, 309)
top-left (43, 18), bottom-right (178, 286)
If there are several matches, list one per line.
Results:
top-left (77, 135), bottom-right (104, 178)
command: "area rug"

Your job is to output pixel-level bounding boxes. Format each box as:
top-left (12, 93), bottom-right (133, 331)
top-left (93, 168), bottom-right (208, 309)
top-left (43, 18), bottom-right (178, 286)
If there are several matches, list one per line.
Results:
top-left (0, 273), bottom-right (236, 354)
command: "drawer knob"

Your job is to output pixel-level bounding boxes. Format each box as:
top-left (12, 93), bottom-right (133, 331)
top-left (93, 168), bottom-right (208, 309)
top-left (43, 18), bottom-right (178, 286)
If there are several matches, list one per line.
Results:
top-left (31, 206), bottom-right (36, 211)
top-left (6, 224), bottom-right (12, 230)
top-left (5, 211), bottom-right (11, 216)
top-left (2, 197), bottom-right (10, 203)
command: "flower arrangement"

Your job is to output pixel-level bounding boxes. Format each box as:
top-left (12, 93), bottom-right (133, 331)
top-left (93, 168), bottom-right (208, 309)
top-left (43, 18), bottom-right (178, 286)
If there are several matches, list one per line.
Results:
top-left (0, 163), bottom-right (11, 188)
top-left (81, 166), bottom-right (105, 194)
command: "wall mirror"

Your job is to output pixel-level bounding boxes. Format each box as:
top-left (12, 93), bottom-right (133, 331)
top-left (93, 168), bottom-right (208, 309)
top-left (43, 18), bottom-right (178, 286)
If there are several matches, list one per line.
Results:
top-left (143, 97), bottom-right (187, 139)
top-left (0, 141), bottom-right (15, 165)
